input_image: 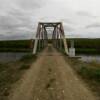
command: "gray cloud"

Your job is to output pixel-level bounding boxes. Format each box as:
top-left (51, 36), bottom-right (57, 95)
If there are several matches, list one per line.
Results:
top-left (77, 11), bottom-right (95, 18)
top-left (0, 0), bottom-right (100, 40)
top-left (86, 23), bottom-right (100, 28)
top-left (15, 0), bottom-right (45, 10)
top-left (64, 24), bottom-right (75, 32)
top-left (0, 0), bottom-right (46, 39)
top-left (0, 2), bottom-right (36, 34)
top-left (5, 33), bottom-right (33, 40)
top-left (61, 18), bottom-right (74, 24)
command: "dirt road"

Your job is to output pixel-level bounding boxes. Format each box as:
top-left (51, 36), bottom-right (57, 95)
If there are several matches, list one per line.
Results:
top-left (9, 45), bottom-right (97, 100)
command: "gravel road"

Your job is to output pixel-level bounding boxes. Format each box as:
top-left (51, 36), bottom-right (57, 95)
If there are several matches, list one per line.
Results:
top-left (9, 45), bottom-right (97, 100)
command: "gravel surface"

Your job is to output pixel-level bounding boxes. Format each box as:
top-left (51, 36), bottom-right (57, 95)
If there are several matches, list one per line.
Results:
top-left (9, 45), bottom-right (97, 100)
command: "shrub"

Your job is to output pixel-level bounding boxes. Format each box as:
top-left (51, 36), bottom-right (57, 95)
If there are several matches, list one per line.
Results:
top-left (79, 66), bottom-right (100, 82)
top-left (20, 54), bottom-right (37, 62)
top-left (19, 64), bottom-right (30, 70)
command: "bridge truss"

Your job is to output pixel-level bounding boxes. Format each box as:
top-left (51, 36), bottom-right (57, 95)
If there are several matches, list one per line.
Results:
top-left (33, 22), bottom-right (69, 55)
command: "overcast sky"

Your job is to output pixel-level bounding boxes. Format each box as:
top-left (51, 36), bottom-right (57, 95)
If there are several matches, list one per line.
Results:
top-left (0, 0), bottom-right (100, 40)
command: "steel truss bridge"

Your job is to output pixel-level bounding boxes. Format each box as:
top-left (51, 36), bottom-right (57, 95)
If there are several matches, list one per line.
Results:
top-left (33, 22), bottom-right (69, 55)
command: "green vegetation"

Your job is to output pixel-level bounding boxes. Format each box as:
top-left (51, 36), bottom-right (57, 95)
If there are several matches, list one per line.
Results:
top-left (0, 40), bottom-right (31, 48)
top-left (20, 54), bottom-right (37, 62)
top-left (67, 38), bottom-right (100, 48)
top-left (68, 58), bottom-right (100, 98)
top-left (0, 38), bottom-right (100, 54)
top-left (19, 64), bottom-right (31, 70)
top-left (48, 38), bottom-right (100, 54)
top-left (79, 66), bottom-right (100, 82)
top-left (0, 40), bottom-right (33, 52)
top-left (19, 54), bottom-right (37, 70)
top-left (0, 54), bottom-right (37, 100)
top-left (76, 48), bottom-right (100, 54)
top-left (67, 38), bottom-right (100, 54)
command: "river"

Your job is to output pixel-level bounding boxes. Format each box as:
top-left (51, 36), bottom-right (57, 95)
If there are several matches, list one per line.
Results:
top-left (0, 52), bottom-right (100, 63)
top-left (0, 52), bottom-right (29, 63)
top-left (78, 55), bottom-right (100, 63)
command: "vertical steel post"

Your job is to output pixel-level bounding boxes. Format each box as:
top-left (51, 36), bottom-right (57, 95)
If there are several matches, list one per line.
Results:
top-left (33, 22), bottom-right (69, 55)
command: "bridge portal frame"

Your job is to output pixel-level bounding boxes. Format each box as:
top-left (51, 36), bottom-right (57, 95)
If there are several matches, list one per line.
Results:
top-left (33, 22), bottom-right (69, 55)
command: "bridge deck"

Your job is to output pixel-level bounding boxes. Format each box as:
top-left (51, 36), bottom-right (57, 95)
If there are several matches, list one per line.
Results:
top-left (9, 45), bottom-right (97, 100)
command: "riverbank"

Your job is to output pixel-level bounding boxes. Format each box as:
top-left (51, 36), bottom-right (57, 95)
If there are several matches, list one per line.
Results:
top-left (0, 54), bottom-right (37, 100)
top-left (67, 58), bottom-right (100, 99)
top-left (0, 39), bottom-right (100, 55)
top-left (0, 40), bottom-right (32, 52)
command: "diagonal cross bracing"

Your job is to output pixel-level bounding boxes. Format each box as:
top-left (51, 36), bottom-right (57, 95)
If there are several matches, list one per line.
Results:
top-left (33, 22), bottom-right (69, 55)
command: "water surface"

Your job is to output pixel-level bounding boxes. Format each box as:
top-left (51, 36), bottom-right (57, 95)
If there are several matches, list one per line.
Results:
top-left (0, 52), bottom-right (29, 63)
top-left (78, 55), bottom-right (100, 63)
top-left (0, 52), bottom-right (100, 63)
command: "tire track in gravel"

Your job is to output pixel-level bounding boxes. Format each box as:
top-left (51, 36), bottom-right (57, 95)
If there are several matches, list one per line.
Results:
top-left (9, 45), bottom-right (97, 100)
